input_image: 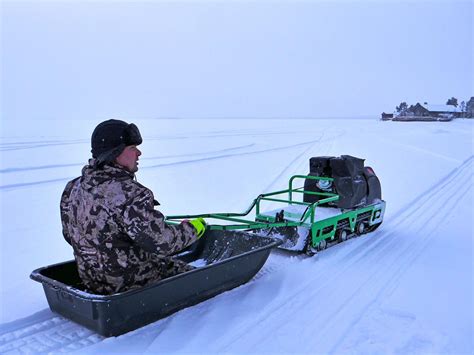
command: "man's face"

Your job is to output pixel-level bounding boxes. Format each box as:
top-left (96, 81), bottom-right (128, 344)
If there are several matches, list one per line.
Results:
top-left (115, 145), bottom-right (141, 173)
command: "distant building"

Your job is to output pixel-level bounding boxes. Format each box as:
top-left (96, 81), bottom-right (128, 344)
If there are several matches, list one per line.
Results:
top-left (409, 103), bottom-right (430, 117)
top-left (381, 112), bottom-right (394, 120)
top-left (415, 103), bottom-right (462, 118)
top-left (390, 102), bottom-right (462, 121)
top-left (385, 99), bottom-right (473, 121)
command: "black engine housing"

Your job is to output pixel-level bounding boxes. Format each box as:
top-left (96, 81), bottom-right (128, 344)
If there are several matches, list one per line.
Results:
top-left (303, 155), bottom-right (382, 209)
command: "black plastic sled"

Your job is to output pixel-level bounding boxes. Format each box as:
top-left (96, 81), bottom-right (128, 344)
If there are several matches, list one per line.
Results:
top-left (30, 231), bottom-right (281, 337)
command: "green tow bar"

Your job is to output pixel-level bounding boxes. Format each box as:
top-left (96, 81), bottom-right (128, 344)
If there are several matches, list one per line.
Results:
top-left (167, 175), bottom-right (338, 232)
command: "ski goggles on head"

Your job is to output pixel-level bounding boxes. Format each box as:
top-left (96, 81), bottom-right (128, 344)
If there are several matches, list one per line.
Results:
top-left (123, 123), bottom-right (143, 146)
top-left (91, 119), bottom-right (143, 165)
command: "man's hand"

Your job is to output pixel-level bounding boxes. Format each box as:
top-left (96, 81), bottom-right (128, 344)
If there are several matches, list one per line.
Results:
top-left (189, 218), bottom-right (207, 239)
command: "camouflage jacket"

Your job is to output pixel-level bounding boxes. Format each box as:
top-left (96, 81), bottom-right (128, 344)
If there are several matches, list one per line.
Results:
top-left (60, 161), bottom-right (197, 294)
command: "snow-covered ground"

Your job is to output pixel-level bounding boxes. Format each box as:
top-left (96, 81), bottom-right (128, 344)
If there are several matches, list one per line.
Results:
top-left (0, 118), bottom-right (472, 354)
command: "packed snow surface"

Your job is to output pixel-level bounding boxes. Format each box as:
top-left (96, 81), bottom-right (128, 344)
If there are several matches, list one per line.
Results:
top-left (0, 118), bottom-right (472, 354)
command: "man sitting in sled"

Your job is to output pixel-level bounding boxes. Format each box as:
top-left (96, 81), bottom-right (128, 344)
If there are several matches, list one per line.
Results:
top-left (60, 119), bottom-right (206, 294)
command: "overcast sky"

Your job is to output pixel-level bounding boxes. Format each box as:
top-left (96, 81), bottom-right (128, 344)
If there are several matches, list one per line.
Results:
top-left (1, 0), bottom-right (472, 120)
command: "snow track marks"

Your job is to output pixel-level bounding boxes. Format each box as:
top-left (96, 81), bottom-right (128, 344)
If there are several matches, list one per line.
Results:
top-left (0, 314), bottom-right (103, 354)
top-left (1, 155), bottom-right (470, 353)
top-left (214, 155), bottom-right (473, 353)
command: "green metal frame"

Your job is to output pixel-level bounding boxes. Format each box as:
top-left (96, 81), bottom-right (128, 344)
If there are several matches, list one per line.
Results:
top-left (167, 174), bottom-right (385, 249)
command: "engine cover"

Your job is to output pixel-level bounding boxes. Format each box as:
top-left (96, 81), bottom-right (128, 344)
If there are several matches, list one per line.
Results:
top-left (303, 155), bottom-right (381, 209)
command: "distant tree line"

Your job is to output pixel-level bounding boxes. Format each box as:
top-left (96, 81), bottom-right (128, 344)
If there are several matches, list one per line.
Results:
top-left (395, 96), bottom-right (474, 118)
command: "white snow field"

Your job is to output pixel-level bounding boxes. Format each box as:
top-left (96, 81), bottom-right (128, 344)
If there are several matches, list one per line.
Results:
top-left (0, 118), bottom-right (472, 354)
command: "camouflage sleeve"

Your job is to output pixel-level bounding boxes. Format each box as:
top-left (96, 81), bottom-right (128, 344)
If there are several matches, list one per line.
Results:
top-left (60, 179), bottom-right (77, 246)
top-left (120, 189), bottom-right (197, 256)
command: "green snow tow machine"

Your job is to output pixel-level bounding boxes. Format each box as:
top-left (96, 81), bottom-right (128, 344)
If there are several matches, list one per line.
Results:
top-left (167, 155), bottom-right (386, 256)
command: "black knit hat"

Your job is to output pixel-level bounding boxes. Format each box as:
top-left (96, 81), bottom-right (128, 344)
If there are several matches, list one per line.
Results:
top-left (91, 119), bottom-right (142, 166)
